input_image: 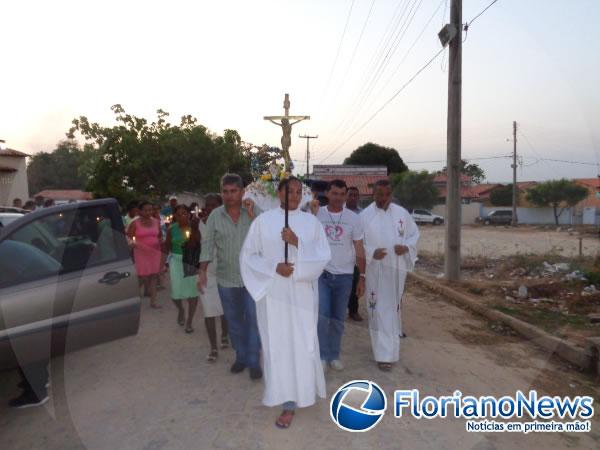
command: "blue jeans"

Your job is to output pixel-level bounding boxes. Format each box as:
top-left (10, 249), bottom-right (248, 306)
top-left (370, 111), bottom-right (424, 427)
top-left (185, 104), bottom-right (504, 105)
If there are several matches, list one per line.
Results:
top-left (318, 271), bottom-right (354, 362)
top-left (217, 285), bottom-right (261, 368)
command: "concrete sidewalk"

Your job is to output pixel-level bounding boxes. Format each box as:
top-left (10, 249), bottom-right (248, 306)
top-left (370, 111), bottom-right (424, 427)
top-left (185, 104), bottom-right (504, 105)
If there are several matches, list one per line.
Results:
top-left (1, 285), bottom-right (599, 450)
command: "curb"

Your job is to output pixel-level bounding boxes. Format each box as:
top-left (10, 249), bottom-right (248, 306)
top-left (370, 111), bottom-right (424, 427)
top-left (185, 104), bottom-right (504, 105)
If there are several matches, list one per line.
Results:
top-left (408, 272), bottom-right (599, 374)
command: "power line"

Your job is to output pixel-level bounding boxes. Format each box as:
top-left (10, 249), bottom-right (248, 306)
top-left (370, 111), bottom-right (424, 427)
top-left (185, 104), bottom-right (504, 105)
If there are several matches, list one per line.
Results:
top-left (464, 0), bottom-right (500, 29)
top-left (406, 155), bottom-right (511, 164)
top-left (318, 46), bottom-right (446, 163)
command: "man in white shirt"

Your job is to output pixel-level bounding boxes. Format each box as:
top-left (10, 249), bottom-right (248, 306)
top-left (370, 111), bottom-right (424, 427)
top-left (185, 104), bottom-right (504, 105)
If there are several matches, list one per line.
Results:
top-left (315, 180), bottom-right (366, 371)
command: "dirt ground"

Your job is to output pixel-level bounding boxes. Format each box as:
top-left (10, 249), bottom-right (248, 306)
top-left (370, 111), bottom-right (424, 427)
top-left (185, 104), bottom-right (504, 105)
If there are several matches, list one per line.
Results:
top-left (1, 285), bottom-right (599, 450)
top-left (418, 225), bottom-right (600, 258)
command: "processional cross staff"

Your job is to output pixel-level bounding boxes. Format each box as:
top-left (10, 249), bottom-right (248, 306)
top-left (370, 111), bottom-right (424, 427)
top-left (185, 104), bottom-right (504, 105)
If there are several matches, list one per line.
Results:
top-left (264, 93), bottom-right (310, 263)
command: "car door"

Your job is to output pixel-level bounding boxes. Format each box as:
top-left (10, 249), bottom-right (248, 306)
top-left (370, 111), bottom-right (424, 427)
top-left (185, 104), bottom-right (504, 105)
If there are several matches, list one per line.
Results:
top-left (412, 210), bottom-right (426, 223)
top-left (0, 199), bottom-right (140, 370)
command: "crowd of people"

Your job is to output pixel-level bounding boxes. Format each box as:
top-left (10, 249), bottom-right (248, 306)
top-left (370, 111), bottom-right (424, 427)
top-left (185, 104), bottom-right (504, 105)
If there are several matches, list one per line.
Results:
top-left (125, 173), bottom-right (419, 429)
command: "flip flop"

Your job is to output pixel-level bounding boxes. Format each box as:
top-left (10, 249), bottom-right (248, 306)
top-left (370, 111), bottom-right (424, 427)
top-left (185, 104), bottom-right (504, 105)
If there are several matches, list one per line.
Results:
top-left (206, 350), bottom-right (218, 362)
top-left (185, 326), bottom-right (194, 334)
top-left (377, 362), bottom-right (392, 371)
top-left (275, 411), bottom-right (295, 429)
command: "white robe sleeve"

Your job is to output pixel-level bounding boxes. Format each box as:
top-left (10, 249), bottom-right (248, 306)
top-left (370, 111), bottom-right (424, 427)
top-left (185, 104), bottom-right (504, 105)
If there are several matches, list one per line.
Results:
top-left (401, 210), bottom-right (420, 271)
top-left (293, 216), bottom-right (331, 282)
top-left (360, 206), bottom-right (378, 266)
top-left (240, 218), bottom-right (279, 302)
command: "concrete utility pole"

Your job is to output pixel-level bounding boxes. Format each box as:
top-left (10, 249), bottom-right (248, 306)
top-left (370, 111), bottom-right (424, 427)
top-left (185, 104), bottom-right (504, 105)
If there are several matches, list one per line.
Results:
top-left (444, 0), bottom-right (462, 281)
top-left (511, 121), bottom-right (518, 226)
top-left (299, 134), bottom-right (318, 179)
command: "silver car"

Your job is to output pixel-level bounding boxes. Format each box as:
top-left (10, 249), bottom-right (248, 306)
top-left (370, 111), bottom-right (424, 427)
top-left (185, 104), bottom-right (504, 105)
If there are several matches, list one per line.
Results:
top-left (0, 199), bottom-right (140, 370)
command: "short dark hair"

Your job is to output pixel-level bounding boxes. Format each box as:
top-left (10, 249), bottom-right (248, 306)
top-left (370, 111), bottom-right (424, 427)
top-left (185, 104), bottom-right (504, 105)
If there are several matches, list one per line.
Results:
top-left (373, 179), bottom-right (391, 189)
top-left (204, 193), bottom-right (223, 205)
top-left (221, 173), bottom-right (244, 189)
top-left (174, 204), bottom-right (190, 214)
top-left (277, 176), bottom-right (302, 192)
top-left (126, 201), bottom-right (139, 212)
top-left (348, 186), bottom-right (359, 193)
top-left (326, 179), bottom-right (347, 191)
top-left (139, 200), bottom-right (152, 210)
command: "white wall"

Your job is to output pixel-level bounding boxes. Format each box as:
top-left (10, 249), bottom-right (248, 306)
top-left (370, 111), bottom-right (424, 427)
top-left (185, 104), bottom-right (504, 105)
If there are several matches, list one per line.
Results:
top-left (432, 203), bottom-right (482, 224)
top-left (0, 156), bottom-right (29, 205)
top-left (481, 206), bottom-right (575, 225)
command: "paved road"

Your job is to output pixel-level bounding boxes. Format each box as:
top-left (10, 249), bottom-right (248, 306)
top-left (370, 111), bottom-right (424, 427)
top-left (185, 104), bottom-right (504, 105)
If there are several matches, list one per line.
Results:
top-left (1, 284), bottom-right (599, 450)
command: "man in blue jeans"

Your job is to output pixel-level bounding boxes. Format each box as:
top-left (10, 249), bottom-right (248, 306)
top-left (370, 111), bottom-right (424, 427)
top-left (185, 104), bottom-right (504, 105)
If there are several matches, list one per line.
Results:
top-left (315, 179), bottom-right (366, 371)
top-left (198, 173), bottom-right (262, 379)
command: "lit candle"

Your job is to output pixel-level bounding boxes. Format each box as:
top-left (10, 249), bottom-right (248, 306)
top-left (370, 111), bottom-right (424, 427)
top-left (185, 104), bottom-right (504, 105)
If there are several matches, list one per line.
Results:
top-left (132, 236), bottom-right (136, 244)
top-left (195, 206), bottom-right (200, 216)
top-left (185, 230), bottom-right (190, 240)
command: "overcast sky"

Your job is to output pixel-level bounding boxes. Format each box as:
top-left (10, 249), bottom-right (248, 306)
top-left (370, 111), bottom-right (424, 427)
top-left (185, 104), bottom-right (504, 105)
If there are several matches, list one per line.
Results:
top-left (1, 0), bottom-right (599, 182)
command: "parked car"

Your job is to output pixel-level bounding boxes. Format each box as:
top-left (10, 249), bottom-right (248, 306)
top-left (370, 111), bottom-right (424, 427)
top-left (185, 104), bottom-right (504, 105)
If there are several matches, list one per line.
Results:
top-left (479, 210), bottom-right (513, 225)
top-left (411, 209), bottom-right (445, 225)
top-left (0, 199), bottom-right (141, 370)
top-left (0, 206), bottom-right (27, 214)
top-left (0, 212), bottom-right (24, 228)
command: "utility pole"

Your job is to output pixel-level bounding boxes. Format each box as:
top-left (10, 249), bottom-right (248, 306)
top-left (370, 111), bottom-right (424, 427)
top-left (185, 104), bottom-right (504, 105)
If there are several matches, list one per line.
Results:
top-left (511, 121), bottom-right (518, 226)
top-left (299, 134), bottom-right (318, 179)
top-left (444, 0), bottom-right (462, 281)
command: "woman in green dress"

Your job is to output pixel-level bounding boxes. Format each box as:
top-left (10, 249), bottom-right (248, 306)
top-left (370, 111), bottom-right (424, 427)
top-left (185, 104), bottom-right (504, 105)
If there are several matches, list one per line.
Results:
top-left (164, 205), bottom-right (200, 333)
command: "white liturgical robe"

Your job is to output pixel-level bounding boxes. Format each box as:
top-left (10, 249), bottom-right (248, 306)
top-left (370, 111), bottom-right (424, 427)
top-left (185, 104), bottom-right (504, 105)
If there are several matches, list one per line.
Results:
top-left (240, 207), bottom-right (331, 408)
top-left (360, 202), bottom-right (419, 363)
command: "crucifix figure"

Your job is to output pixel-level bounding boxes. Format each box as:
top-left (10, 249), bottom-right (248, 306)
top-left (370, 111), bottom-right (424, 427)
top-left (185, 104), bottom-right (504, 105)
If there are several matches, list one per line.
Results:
top-left (264, 93), bottom-right (310, 172)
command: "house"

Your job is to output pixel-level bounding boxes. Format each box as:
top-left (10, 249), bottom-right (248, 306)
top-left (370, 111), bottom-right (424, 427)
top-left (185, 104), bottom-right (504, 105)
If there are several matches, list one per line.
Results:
top-left (470, 183), bottom-right (502, 204)
top-left (0, 141), bottom-right (29, 205)
top-left (34, 190), bottom-right (93, 203)
top-left (433, 173), bottom-right (479, 204)
top-left (311, 165), bottom-right (388, 200)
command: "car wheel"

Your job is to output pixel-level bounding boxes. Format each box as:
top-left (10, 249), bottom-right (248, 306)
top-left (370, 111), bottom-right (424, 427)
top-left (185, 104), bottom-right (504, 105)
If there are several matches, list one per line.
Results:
top-left (433, 218), bottom-right (442, 226)
top-left (484, 219), bottom-right (491, 226)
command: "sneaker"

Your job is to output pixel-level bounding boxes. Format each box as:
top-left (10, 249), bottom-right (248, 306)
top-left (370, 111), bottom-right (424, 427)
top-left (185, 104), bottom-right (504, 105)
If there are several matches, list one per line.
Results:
top-left (230, 361), bottom-right (246, 374)
top-left (249, 367), bottom-right (263, 380)
top-left (9, 390), bottom-right (49, 409)
top-left (330, 360), bottom-right (344, 371)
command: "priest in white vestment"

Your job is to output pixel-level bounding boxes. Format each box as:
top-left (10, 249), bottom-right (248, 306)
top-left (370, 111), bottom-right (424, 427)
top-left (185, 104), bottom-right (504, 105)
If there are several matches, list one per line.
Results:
top-left (240, 177), bottom-right (331, 428)
top-left (360, 179), bottom-right (419, 371)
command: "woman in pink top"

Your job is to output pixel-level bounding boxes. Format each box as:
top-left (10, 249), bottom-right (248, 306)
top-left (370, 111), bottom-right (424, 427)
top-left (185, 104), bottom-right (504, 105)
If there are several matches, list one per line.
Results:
top-left (128, 201), bottom-right (163, 308)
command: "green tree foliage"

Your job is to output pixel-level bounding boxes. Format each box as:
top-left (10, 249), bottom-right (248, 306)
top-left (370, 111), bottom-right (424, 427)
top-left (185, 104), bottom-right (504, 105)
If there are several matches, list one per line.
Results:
top-left (489, 184), bottom-right (514, 206)
top-left (526, 179), bottom-right (589, 225)
top-left (67, 105), bottom-right (256, 204)
top-left (391, 170), bottom-right (439, 210)
top-left (442, 159), bottom-right (486, 184)
top-left (343, 142), bottom-right (408, 175)
top-left (27, 140), bottom-right (87, 194)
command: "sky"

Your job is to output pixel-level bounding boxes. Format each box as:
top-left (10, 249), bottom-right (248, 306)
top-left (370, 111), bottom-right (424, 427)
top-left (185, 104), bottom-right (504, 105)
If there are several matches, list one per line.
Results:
top-left (1, 0), bottom-right (599, 183)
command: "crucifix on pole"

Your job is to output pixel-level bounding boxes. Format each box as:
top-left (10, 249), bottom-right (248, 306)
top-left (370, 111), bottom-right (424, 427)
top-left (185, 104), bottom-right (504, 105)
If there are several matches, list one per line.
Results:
top-left (264, 93), bottom-right (310, 173)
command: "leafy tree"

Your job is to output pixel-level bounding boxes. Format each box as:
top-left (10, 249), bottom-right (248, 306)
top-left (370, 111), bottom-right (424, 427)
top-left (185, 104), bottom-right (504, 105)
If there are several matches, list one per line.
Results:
top-left (343, 142), bottom-right (408, 175)
top-left (489, 184), bottom-right (514, 206)
top-left (67, 105), bottom-right (253, 204)
top-left (391, 170), bottom-right (439, 210)
top-left (526, 179), bottom-right (589, 225)
top-left (442, 159), bottom-right (486, 184)
top-left (27, 140), bottom-right (87, 194)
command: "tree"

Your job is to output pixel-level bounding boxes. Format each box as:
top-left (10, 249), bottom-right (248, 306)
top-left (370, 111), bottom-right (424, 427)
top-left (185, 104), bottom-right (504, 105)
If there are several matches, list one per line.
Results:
top-left (526, 179), bottom-right (589, 225)
top-left (489, 184), bottom-right (514, 206)
top-left (343, 142), bottom-right (408, 175)
top-left (391, 170), bottom-right (439, 210)
top-left (442, 159), bottom-right (485, 184)
top-left (67, 105), bottom-right (254, 204)
top-left (27, 140), bottom-right (87, 194)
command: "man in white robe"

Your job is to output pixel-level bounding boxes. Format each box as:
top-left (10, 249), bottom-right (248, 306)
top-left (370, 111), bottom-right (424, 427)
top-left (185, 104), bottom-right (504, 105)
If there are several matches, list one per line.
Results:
top-left (360, 179), bottom-right (419, 371)
top-left (240, 177), bottom-right (331, 428)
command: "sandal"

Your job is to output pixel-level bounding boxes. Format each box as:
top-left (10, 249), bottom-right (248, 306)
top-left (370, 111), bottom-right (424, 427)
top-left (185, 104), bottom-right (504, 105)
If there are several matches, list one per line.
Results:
top-left (275, 410), bottom-right (295, 429)
top-left (185, 326), bottom-right (194, 334)
top-left (177, 310), bottom-right (185, 326)
top-left (221, 336), bottom-right (229, 349)
top-left (377, 362), bottom-right (392, 372)
top-left (206, 349), bottom-right (218, 362)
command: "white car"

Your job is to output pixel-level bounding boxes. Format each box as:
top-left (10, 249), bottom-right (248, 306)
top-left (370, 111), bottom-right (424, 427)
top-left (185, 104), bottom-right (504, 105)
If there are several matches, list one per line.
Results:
top-left (0, 212), bottom-right (24, 228)
top-left (411, 209), bottom-right (444, 225)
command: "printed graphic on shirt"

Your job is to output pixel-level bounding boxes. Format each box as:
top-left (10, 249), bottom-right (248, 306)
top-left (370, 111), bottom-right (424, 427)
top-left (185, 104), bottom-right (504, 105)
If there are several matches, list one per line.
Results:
top-left (325, 224), bottom-right (344, 243)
